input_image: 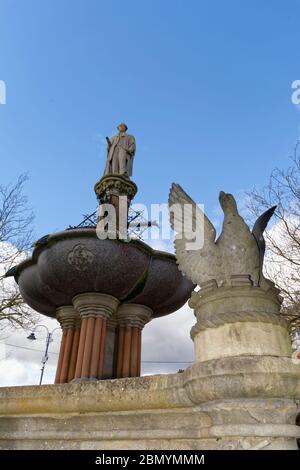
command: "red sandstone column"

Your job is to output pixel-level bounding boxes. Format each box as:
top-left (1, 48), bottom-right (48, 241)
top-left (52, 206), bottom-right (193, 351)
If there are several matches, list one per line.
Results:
top-left (137, 325), bottom-right (142, 376)
top-left (89, 317), bottom-right (103, 379)
top-left (60, 328), bottom-right (74, 383)
top-left (98, 318), bottom-right (107, 378)
top-left (55, 329), bottom-right (67, 384)
top-left (81, 316), bottom-right (95, 378)
top-left (116, 326), bottom-right (125, 378)
top-left (122, 326), bottom-right (132, 377)
top-left (102, 318), bottom-right (117, 379)
top-left (130, 327), bottom-right (141, 377)
top-left (74, 316), bottom-right (88, 379)
top-left (72, 293), bottom-right (119, 381)
top-left (55, 306), bottom-right (80, 384)
top-left (67, 319), bottom-right (81, 382)
top-left (115, 304), bottom-right (152, 379)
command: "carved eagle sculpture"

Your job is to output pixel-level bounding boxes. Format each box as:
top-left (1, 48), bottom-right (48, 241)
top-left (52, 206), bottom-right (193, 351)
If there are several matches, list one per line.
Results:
top-left (168, 183), bottom-right (276, 288)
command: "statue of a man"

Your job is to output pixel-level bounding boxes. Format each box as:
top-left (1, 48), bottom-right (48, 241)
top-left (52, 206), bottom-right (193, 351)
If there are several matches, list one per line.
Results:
top-left (104, 123), bottom-right (136, 178)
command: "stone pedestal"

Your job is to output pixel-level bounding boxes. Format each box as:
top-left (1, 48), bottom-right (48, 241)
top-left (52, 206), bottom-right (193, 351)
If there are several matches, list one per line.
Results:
top-left (190, 276), bottom-right (291, 362)
top-left (184, 274), bottom-right (300, 449)
top-left (94, 175), bottom-right (138, 238)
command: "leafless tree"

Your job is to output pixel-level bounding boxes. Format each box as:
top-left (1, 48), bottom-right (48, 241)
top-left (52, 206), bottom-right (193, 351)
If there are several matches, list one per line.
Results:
top-left (246, 140), bottom-right (300, 332)
top-left (0, 174), bottom-right (38, 331)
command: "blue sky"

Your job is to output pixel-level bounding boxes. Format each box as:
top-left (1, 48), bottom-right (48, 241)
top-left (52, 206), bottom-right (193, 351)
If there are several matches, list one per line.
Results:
top-left (1, 0), bottom-right (300, 385)
top-left (1, 0), bottom-right (300, 238)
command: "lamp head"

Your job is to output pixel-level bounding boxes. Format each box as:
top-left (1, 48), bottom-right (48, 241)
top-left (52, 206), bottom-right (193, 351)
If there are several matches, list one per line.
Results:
top-left (27, 332), bottom-right (37, 341)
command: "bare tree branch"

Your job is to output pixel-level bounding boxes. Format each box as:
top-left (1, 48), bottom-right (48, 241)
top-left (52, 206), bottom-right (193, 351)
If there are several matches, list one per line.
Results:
top-left (0, 175), bottom-right (38, 331)
top-left (246, 141), bottom-right (300, 332)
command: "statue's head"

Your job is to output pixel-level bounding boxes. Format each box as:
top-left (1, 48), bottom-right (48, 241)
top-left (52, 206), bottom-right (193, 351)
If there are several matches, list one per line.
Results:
top-left (117, 123), bottom-right (128, 133)
top-left (219, 191), bottom-right (238, 214)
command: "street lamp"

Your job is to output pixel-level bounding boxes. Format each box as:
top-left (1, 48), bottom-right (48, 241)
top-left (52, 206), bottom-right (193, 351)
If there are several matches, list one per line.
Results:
top-left (27, 324), bottom-right (61, 385)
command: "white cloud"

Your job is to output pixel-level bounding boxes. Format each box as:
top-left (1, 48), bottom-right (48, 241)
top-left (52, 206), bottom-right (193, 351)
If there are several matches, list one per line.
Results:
top-left (0, 316), bottom-right (60, 386)
top-left (0, 359), bottom-right (29, 386)
top-left (0, 357), bottom-right (57, 387)
top-left (147, 237), bottom-right (174, 253)
top-left (142, 303), bottom-right (195, 375)
top-left (0, 304), bottom-right (196, 385)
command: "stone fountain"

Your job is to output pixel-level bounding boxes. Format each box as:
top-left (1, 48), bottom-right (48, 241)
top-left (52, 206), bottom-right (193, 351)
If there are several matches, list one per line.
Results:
top-left (2, 126), bottom-right (299, 451)
top-left (5, 124), bottom-right (194, 384)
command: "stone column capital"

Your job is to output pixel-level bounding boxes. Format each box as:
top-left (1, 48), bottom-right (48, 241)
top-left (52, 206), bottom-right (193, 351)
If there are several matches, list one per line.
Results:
top-left (94, 175), bottom-right (138, 203)
top-left (56, 306), bottom-right (79, 329)
top-left (107, 317), bottom-right (117, 330)
top-left (116, 303), bottom-right (152, 329)
top-left (72, 293), bottom-right (119, 320)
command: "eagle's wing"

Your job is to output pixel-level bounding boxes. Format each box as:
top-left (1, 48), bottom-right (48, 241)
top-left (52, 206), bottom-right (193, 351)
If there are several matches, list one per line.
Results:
top-left (168, 183), bottom-right (217, 285)
top-left (252, 205), bottom-right (277, 282)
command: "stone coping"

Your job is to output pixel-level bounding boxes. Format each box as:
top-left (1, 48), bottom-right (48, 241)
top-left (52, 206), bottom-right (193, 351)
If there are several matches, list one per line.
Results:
top-left (0, 373), bottom-right (191, 416)
top-left (1, 357), bottom-right (300, 416)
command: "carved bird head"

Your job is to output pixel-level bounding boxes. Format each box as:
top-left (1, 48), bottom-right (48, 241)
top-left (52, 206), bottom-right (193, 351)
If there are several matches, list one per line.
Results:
top-left (219, 191), bottom-right (238, 214)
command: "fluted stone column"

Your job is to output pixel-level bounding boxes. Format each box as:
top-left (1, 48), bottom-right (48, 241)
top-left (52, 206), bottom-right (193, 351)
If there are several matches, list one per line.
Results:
top-left (102, 317), bottom-right (117, 379)
top-left (115, 304), bottom-right (152, 378)
top-left (55, 306), bottom-right (80, 384)
top-left (183, 275), bottom-right (300, 450)
top-left (73, 293), bottom-right (119, 381)
top-left (67, 317), bottom-right (81, 382)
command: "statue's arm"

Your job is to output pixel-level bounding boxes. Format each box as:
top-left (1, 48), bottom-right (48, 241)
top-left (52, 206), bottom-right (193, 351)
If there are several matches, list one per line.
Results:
top-left (128, 136), bottom-right (136, 156)
top-left (106, 136), bottom-right (112, 149)
top-left (107, 136), bottom-right (116, 161)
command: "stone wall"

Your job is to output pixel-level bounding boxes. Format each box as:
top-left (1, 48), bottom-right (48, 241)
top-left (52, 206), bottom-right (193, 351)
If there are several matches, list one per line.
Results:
top-left (0, 358), bottom-right (299, 450)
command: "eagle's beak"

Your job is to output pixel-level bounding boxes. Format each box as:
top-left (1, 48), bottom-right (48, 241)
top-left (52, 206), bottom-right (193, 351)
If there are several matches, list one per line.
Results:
top-left (219, 190), bottom-right (226, 201)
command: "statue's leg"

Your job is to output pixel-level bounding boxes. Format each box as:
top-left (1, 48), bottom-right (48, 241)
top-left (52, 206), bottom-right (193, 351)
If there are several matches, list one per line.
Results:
top-left (119, 152), bottom-right (128, 175)
top-left (104, 158), bottom-right (110, 175)
top-left (112, 153), bottom-right (118, 174)
top-left (127, 156), bottom-right (134, 177)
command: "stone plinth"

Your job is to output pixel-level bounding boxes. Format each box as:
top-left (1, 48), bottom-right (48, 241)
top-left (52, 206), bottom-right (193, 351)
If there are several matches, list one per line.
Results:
top-left (182, 274), bottom-right (300, 449)
top-left (94, 174), bottom-right (138, 205)
top-left (94, 175), bottom-right (138, 237)
top-left (190, 277), bottom-right (291, 362)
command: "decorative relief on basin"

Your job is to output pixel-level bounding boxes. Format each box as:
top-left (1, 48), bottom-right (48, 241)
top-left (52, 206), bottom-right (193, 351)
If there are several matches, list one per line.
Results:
top-left (67, 243), bottom-right (94, 271)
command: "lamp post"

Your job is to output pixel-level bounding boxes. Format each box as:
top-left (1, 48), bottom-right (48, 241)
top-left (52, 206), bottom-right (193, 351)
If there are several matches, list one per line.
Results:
top-left (27, 325), bottom-right (61, 385)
